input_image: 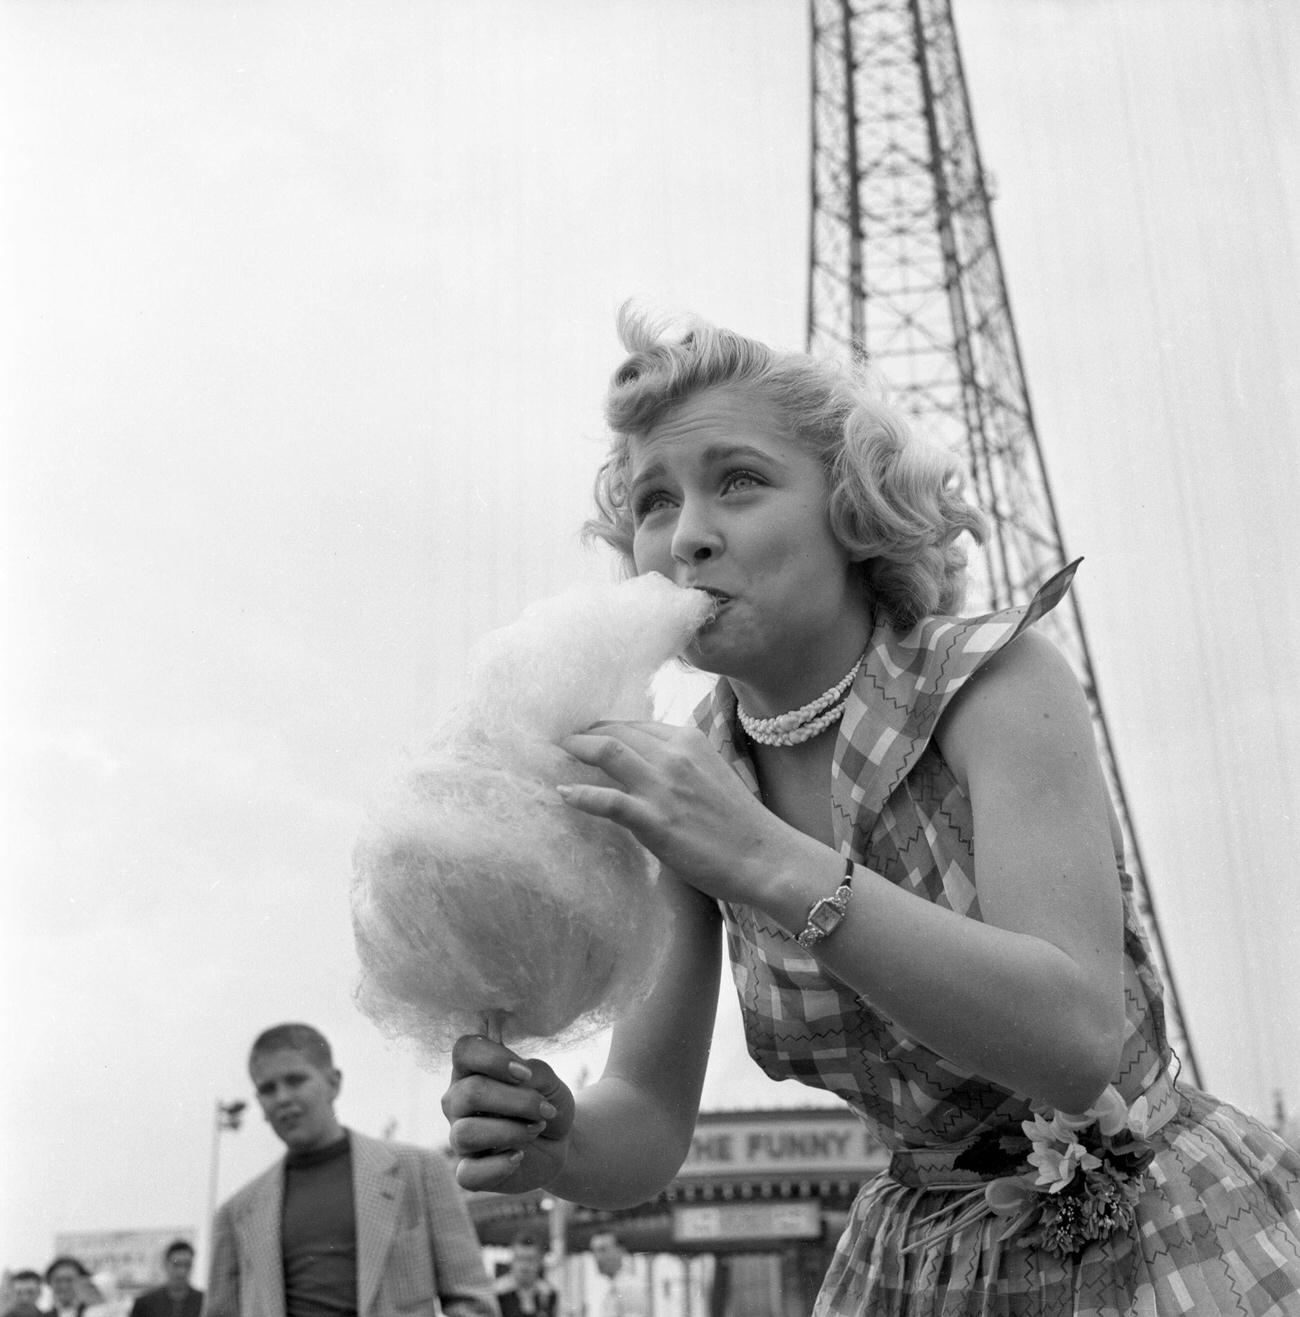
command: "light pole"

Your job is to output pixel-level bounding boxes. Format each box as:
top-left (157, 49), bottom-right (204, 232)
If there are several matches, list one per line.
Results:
top-left (203, 1099), bottom-right (247, 1269)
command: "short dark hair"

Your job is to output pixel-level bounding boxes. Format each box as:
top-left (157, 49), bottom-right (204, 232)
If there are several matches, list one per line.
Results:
top-left (44, 1257), bottom-right (87, 1282)
top-left (163, 1240), bottom-right (194, 1262)
top-left (10, 1272), bottom-right (42, 1286)
top-left (249, 1023), bottom-right (334, 1072)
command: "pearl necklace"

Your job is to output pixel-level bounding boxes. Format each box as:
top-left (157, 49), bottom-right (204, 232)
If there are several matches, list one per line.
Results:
top-left (737, 653), bottom-right (867, 747)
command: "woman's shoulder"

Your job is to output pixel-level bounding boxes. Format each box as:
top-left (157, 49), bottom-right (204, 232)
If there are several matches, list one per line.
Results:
top-left (934, 620), bottom-right (1102, 810)
top-left (827, 565), bottom-right (1082, 818)
top-left (933, 625), bottom-right (1084, 745)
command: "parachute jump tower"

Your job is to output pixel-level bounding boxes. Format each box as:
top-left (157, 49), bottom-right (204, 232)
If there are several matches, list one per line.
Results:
top-left (806, 0), bottom-right (1201, 1082)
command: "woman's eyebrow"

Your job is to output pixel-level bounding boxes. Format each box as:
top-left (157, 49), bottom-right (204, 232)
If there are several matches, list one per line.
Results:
top-left (699, 442), bottom-right (786, 468)
top-left (630, 457), bottom-right (667, 490)
top-left (632, 443), bottom-right (785, 485)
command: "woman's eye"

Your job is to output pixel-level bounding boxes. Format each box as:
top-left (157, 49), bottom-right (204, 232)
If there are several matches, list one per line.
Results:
top-left (633, 489), bottom-right (673, 520)
top-left (722, 469), bottom-right (763, 493)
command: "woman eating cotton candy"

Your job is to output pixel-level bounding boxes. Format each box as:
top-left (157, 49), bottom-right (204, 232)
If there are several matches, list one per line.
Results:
top-left (440, 305), bottom-right (1300, 1317)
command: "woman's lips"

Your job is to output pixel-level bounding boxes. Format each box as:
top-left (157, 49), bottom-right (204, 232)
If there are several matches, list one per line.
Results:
top-left (696, 591), bottom-right (729, 625)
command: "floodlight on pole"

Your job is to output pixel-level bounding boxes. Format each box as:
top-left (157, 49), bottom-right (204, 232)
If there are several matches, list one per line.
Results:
top-left (203, 1099), bottom-right (248, 1271)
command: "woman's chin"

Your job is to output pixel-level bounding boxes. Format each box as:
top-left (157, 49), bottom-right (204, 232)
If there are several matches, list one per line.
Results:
top-left (684, 633), bottom-right (738, 678)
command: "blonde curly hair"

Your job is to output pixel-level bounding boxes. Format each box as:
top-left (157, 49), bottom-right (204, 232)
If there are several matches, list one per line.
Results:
top-left (584, 304), bottom-right (987, 631)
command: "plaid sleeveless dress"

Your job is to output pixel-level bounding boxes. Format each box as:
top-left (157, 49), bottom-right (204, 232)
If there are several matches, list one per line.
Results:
top-left (692, 566), bottom-right (1300, 1315)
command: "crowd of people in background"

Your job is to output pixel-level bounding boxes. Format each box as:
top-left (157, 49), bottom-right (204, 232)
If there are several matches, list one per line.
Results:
top-left (1, 1245), bottom-right (201, 1317)
top-left (0, 1019), bottom-right (652, 1317)
top-left (3, 1227), bottom-right (638, 1317)
top-left (487, 1227), bottom-right (643, 1316)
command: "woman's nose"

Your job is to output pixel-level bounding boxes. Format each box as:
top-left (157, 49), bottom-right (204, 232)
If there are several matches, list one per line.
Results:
top-left (670, 502), bottom-right (722, 565)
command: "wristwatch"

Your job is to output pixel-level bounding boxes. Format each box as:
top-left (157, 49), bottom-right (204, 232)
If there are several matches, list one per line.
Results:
top-left (795, 861), bottom-right (854, 950)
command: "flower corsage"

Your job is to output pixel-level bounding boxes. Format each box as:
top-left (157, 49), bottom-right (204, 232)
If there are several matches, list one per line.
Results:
top-left (979, 1085), bottom-right (1160, 1257)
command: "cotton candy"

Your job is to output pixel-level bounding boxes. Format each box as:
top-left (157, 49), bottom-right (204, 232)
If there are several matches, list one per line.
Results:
top-left (351, 573), bottom-right (714, 1056)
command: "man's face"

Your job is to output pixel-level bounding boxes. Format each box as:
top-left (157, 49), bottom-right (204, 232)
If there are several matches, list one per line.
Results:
top-left (48, 1266), bottom-right (80, 1308)
top-left (13, 1279), bottom-right (41, 1305)
top-left (591, 1237), bottom-right (624, 1279)
top-left (250, 1047), bottom-right (342, 1152)
top-left (164, 1252), bottom-right (193, 1289)
top-left (510, 1245), bottom-right (543, 1287)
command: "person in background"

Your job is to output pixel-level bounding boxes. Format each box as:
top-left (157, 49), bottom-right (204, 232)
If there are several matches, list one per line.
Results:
top-left (492, 1233), bottom-right (556, 1317)
top-left (206, 1021), bottom-right (497, 1317)
top-left (2, 1272), bottom-right (45, 1317)
top-left (43, 1260), bottom-right (89, 1317)
top-left (587, 1234), bottom-right (644, 1317)
top-left (83, 1273), bottom-right (129, 1317)
top-left (127, 1243), bottom-right (201, 1317)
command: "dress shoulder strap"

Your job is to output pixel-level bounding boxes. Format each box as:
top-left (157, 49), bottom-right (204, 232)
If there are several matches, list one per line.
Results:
top-left (829, 560), bottom-right (1081, 851)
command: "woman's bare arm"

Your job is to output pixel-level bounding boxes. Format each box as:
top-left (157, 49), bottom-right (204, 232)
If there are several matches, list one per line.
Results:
top-left (560, 633), bottom-right (1124, 1113)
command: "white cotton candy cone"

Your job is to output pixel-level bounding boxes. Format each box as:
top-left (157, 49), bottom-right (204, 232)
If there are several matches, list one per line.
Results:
top-left (351, 574), bottom-right (713, 1056)
top-left (459, 573), bottom-right (715, 741)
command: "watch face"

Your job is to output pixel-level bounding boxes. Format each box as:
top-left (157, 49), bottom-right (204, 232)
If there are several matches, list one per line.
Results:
top-left (809, 901), bottom-right (841, 934)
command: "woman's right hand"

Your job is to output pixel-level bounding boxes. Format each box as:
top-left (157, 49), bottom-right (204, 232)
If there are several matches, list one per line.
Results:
top-left (441, 1034), bottom-right (576, 1193)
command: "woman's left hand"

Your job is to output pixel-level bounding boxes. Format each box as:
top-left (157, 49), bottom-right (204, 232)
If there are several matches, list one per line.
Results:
top-left (558, 721), bottom-right (786, 905)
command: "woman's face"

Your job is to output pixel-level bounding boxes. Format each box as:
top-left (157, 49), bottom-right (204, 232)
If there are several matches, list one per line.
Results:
top-left (628, 386), bottom-right (872, 700)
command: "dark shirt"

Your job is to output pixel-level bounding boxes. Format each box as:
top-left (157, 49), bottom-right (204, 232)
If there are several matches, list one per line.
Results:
top-left (496, 1287), bottom-right (557, 1317)
top-left (127, 1286), bottom-right (203, 1317)
top-left (282, 1133), bottom-right (358, 1317)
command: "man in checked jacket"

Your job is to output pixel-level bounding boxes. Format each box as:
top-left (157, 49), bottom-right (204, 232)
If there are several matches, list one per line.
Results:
top-left (207, 1023), bottom-right (497, 1317)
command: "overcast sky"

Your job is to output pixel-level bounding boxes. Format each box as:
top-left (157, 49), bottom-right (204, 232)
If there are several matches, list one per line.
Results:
top-left (2, 0), bottom-right (1297, 1279)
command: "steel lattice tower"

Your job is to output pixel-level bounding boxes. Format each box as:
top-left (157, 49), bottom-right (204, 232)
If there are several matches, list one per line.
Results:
top-left (807, 0), bottom-right (1202, 1083)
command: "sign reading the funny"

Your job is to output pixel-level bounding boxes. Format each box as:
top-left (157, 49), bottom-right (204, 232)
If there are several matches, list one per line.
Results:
top-left (680, 1110), bottom-right (886, 1180)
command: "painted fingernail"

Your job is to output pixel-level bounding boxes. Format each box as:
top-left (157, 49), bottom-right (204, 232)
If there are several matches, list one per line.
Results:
top-left (508, 1150), bottom-right (525, 1166)
top-left (539, 1101), bottom-right (558, 1119)
top-left (508, 1061), bottom-right (532, 1082)
top-left (556, 785), bottom-right (574, 800)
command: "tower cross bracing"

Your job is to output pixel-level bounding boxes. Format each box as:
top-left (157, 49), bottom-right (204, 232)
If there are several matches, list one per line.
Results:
top-left (806, 0), bottom-right (1201, 1082)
